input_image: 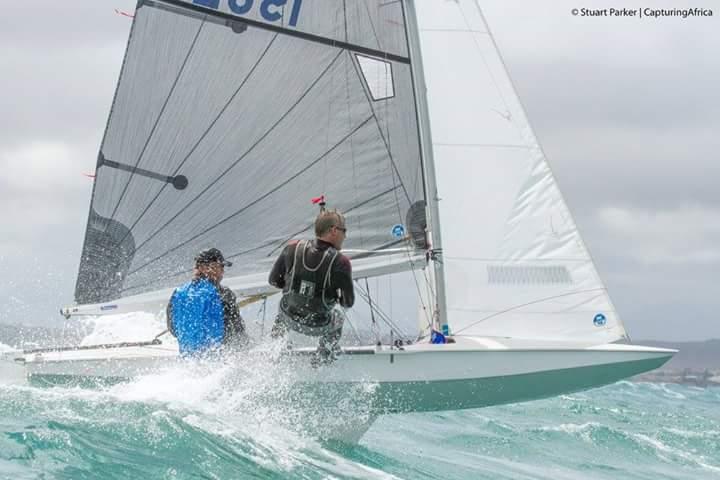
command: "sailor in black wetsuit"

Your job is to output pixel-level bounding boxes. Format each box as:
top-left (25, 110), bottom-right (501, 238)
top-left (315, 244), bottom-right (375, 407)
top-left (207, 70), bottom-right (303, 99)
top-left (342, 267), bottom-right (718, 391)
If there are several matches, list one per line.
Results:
top-left (268, 210), bottom-right (354, 362)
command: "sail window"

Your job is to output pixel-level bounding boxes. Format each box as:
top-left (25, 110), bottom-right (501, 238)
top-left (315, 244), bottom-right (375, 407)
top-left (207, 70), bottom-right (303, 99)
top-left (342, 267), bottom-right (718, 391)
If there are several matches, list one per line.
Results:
top-left (487, 265), bottom-right (572, 285)
top-left (355, 54), bottom-right (395, 101)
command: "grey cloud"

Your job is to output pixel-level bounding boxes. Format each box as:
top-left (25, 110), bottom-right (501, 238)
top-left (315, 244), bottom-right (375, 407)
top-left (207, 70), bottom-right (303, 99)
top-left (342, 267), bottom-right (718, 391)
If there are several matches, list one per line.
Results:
top-left (0, 1), bottom-right (135, 149)
top-left (0, 3), bottom-right (136, 49)
top-left (574, 209), bottom-right (720, 340)
top-left (478, 2), bottom-right (720, 218)
top-left (538, 126), bottom-right (720, 213)
top-left (592, 256), bottom-right (720, 341)
top-left (0, 45), bottom-right (124, 149)
top-left (511, 60), bottom-right (720, 132)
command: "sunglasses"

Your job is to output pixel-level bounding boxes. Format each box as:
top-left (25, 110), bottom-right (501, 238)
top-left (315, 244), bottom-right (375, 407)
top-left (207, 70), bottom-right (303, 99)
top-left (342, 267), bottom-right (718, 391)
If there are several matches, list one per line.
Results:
top-left (334, 225), bottom-right (347, 233)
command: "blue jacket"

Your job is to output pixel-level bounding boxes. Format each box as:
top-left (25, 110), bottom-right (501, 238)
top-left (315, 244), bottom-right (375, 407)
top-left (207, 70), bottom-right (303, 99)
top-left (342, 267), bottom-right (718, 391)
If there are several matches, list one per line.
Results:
top-left (168, 278), bottom-right (224, 356)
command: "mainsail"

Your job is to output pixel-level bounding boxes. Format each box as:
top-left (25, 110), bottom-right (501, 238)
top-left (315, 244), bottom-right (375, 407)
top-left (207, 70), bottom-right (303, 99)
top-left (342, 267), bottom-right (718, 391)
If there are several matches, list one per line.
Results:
top-left (409, 0), bottom-right (627, 343)
top-left (75, 0), bottom-right (427, 305)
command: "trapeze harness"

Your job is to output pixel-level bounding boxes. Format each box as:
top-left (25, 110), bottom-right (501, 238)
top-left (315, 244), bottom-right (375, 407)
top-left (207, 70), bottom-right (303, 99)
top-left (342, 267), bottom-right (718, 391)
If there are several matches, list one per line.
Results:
top-left (280, 240), bottom-right (340, 328)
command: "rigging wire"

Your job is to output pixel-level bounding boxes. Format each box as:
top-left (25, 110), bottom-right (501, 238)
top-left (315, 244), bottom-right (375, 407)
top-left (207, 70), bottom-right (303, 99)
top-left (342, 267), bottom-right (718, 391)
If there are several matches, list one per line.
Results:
top-left (342, 310), bottom-right (364, 345)
top-left (347, 43), bottom-right (431, 332)
top-left (398, 0), bottom-right (439, 334)
top-left (354, 279), bottom-right (409, 340)
top-left (348, 56), bottom-right (411, 204)
top-left (345, 13), bottom-right (436, 334)
top-left (365, 277), bottom-right (380, 344)
top-left (376, 50), bottom-right (435, 334)
top-left (452, 288), bottom-right (609, 336)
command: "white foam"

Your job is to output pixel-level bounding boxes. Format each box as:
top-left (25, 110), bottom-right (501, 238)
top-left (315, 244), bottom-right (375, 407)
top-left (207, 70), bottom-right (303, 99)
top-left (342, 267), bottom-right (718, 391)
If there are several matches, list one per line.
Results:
top-left (643, 382), bottom-right (687, 400)
top-left (79, 311), bottom-right (166, 345)
top-left (634, 433), bottom-right (720, 473)
top-left (104, 339), bottom-right (376, 435)
top-left (539, 422), bottom-right (603, 444)
top-left (658, 383), bottom-right (687, 400)
top-left (559, 394), bottom-right (588, 402)
top-left (0, 342), bottom-right (13, 352)
top-left (1, 372), bottom-right (392, 479)
top-left (542, 422), bottom-right (601, 434)
top-left (96, 343), bottom-right (389, 476)
top-left (663, 427), bottom-right (720, 440)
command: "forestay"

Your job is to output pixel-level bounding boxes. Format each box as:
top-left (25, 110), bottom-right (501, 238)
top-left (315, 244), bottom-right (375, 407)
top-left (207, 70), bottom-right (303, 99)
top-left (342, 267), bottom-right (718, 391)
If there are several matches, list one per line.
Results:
top-left (409, 0), bottom-right (627, 343)
top-left (75, 0), bottom-right (427, 305)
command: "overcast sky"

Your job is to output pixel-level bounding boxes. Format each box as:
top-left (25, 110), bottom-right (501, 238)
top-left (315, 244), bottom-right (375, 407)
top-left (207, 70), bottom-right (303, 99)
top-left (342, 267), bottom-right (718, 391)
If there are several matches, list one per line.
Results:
top-left (0, 1), bottom-right (717, 341)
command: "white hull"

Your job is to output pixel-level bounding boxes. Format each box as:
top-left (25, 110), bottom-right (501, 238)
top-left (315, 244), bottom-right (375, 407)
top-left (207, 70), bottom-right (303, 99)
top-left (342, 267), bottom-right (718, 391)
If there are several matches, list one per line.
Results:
top-left (2, 337), bottom-right (675, 413)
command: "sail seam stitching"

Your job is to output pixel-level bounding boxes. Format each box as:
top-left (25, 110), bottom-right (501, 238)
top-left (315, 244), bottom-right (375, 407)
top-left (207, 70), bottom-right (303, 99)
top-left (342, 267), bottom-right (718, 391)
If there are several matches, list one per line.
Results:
top-left (349, 51), bottom-right (412, 204)
top-left (128, 49), bottom-right (345, 262)
top-left (126, 109), bottom-right (371, 277)
top-left (107, 19), bottom-right (206, 223)
top-left (107, 32), bottom-right (281, 257)
top-left (122, 184), bottom-right (402, 294)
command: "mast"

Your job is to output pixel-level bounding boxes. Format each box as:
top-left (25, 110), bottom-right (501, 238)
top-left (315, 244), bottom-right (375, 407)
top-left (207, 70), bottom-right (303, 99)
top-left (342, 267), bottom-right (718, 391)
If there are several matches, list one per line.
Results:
top-left (402, 0), bottom-right (449, 334)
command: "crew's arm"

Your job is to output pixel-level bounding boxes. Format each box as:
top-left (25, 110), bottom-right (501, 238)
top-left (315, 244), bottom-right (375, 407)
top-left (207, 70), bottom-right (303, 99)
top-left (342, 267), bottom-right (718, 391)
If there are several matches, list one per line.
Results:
top-left (166, 291), bottom-right (176, 336)
top-left (334, 256), bottom-right (354, 308)
top-left (268, 247), bottom-right (288, 289)
top-left (269, 242), bottom-right (297, 289)
top-left (221, 287), bottom-right (246, 342)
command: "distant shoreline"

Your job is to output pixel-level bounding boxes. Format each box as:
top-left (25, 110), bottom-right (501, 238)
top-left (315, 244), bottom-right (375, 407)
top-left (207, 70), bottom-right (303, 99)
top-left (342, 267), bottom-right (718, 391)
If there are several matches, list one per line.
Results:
top-left (633, 368), bottom-right (720, 388)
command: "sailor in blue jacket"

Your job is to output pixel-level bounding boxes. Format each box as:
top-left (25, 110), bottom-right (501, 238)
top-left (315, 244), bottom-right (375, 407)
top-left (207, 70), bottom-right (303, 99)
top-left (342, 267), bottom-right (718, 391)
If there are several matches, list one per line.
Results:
top-left (167, 248), bottom-right (246, 356)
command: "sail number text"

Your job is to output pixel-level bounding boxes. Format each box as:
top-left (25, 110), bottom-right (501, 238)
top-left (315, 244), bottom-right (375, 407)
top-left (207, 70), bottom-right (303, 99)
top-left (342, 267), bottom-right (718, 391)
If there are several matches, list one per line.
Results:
top-left (191, 0), bottom-right (303, 27)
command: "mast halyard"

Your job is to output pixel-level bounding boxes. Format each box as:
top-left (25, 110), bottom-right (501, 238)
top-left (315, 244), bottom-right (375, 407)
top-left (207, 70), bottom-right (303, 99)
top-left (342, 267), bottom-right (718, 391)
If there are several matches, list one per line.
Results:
top-left (402, 0), bottom-right (449, 335)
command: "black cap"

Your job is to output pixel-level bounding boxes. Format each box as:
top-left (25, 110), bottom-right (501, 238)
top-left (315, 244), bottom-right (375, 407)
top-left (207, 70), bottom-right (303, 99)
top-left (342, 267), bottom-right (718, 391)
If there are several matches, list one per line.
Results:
top-left (195, 248), bottom-right (232, 267)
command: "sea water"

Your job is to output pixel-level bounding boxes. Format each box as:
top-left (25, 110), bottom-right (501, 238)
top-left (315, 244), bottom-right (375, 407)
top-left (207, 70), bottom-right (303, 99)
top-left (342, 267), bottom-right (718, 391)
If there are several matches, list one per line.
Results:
top-left (1, 321), bottom-right (718, 479)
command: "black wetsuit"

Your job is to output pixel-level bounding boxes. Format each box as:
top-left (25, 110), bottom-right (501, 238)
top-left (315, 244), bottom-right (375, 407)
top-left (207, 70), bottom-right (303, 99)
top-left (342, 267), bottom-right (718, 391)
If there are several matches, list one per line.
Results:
top-left (269, 239), bottom-right (354, 313)
top-left (268, 239), bottom-right (353, 355)
top-left (166, 277), bottom-right (247, 348)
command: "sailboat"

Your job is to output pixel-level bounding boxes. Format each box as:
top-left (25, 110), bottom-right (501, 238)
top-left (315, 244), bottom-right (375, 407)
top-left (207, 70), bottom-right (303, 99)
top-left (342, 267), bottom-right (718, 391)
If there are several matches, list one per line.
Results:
top-left (3, 0), bottom-right (674, 414)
